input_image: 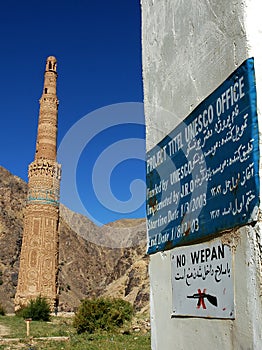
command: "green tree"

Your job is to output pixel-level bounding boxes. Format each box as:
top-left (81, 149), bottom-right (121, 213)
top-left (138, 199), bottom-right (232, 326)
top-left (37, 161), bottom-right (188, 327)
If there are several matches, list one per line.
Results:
top-left (16, 296), bottom-right (51, 321)
top-left (73, 297), bottom-right (133, 334)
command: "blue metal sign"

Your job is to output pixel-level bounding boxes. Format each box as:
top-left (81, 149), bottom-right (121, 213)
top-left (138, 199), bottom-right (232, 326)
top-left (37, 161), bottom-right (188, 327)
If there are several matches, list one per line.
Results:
top-left (146, 58), bottom-right (260, 254)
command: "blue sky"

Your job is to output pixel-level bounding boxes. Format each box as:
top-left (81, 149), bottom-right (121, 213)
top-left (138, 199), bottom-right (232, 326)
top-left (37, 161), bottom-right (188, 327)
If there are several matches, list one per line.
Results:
top-left (0, 0), bottom-right (145, 225)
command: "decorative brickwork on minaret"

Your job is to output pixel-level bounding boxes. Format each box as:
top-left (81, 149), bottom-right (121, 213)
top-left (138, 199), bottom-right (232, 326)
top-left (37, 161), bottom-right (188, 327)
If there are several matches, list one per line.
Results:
top-left (15, 56), bottom-right (61, 310)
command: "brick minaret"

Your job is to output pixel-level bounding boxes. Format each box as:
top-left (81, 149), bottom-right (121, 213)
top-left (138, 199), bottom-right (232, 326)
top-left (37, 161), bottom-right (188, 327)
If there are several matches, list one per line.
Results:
top-left (15, 56), bottom-right (61, 310)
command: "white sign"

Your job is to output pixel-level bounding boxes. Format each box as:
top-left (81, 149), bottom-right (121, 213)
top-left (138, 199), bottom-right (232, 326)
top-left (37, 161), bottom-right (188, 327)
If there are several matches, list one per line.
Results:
top-left (171, 239), bottom-right (234, 318)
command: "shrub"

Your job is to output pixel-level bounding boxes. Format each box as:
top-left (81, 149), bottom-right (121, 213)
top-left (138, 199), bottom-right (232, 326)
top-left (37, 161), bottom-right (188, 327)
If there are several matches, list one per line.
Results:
top-left (16, 296), bottom-right (51, 321)
top-left (73, 297), bottom-right (133, 334)
top-left (0, 302), bottom-right (5, 316)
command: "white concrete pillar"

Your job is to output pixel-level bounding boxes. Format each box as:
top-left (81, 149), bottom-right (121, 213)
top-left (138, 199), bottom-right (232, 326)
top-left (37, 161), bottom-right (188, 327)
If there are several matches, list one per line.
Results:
top-left (141, 1), bottom-right (262, 349)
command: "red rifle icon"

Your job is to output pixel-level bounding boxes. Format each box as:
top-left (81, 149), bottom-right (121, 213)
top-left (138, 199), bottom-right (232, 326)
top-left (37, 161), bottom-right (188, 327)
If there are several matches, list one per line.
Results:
top-left (187, 289), bottom-right (218, 309)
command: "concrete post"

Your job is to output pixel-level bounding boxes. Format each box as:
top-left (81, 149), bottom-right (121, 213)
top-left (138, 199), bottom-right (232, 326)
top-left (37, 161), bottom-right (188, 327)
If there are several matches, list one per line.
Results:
top-left (141, 1), bottom-right (262, 349)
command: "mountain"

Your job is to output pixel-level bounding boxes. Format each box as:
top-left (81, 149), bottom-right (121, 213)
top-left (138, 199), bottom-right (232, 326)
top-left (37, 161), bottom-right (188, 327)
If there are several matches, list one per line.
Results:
top-left (0, 166), bottom-right (149, 313)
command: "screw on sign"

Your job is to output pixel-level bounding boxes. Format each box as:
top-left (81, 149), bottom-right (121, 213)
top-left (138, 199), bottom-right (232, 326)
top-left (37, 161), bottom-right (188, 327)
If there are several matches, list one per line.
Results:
top-left (187, 289), bottom-right (218, 309)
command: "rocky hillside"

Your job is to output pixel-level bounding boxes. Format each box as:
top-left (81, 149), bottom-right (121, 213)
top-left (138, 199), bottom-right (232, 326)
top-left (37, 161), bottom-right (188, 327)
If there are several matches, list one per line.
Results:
top-left (0, 166), bottom-right (149, 313)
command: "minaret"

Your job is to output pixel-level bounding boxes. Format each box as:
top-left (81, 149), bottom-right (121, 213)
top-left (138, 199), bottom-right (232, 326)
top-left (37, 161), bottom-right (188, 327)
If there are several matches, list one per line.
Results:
top-left (15, 56), bottom-right (61, 310)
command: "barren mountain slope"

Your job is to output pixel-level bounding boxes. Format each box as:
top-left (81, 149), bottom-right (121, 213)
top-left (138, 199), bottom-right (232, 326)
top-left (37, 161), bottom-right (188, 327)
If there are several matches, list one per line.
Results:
top-left (0, 166), bottom-right (149, 313)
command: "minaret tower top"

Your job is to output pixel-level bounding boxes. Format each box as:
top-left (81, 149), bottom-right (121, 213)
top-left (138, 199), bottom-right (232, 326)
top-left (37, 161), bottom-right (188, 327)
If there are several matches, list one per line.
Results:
top-left (45, 56), bottom-right (57, 72)
top-left (35, 56), bottom-right (59, 161)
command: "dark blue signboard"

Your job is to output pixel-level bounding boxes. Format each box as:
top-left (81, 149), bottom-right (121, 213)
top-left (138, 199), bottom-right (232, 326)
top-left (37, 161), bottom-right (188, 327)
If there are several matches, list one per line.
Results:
top-left (146, 58), bottom-right (260, 254)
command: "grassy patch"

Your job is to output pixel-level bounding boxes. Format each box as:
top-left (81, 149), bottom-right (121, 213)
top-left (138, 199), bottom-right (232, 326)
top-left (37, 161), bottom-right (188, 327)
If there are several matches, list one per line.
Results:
top-left (0, 315), bottom-right (150, 349)
top-left (0, 315), bottom-right (71, 338)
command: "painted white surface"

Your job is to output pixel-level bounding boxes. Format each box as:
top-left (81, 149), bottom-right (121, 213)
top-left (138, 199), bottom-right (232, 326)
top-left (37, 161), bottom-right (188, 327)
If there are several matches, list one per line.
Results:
top-left (141, 0), bottom-right (262, 349)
